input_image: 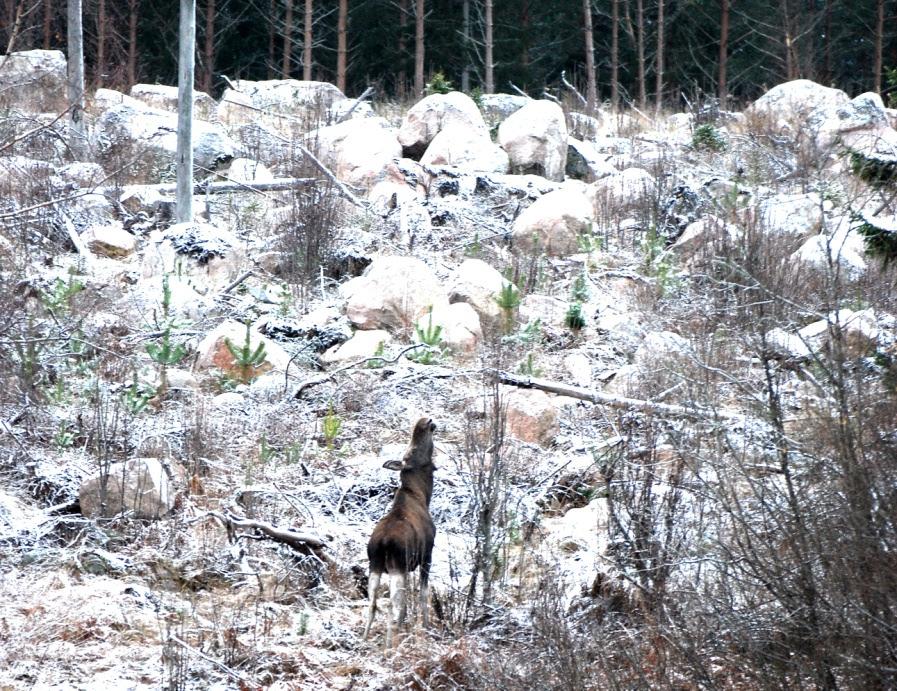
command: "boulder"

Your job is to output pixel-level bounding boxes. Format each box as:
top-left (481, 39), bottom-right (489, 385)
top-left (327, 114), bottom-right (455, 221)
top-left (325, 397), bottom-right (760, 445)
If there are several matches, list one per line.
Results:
top-left (343, 256), bottom-right (449, 331)
top-left (231, 121), bottom-right (296, 172)
top-left (498, 100), bottom-right (568, 181)
top-left (591, 167), bottom-right (656, 215)
top-left (747, 79), bottom-right (850, 142)
top-left (566, 138), bottom-right (617, 182)
top-left (92, 89), bottom-right (236, 183)
top-left (312, 117), bottom-right (402, 191)
top-left (563, 351), bottom-right (593, 388)
top-left (792, 216), bottom-right (867, 277)
top-left (222, 158), bottom-right (275, 183)
top-left (194, 320), bottom-right (293, 381)
top-left (130, 83), bottom-right (218, 121)
top-left (505, 388), bottom-right (559, 446)
top-left (233, 79), bottom-right (346, 112)
top-left (420, 124), bottom-right (509, 173)
top-left (479, 93), bottom-right (529, 126)
top-left (669, 216), bottom-right (741, 266)
top-left (81, 224), bottom-right (137, 258)
top-left (447, 258), bottom-right (517, 331)
top-left (0, 50), bottom-right (67, 112)
top-left (512, 187), bottom-right (594, 255)
top-left (428, 302), bottom-right (483, 357)
top-left (758, 192), bottom-right (824, 248)
top-left (398, 91), bottom-right (489, 157)
top-left (322, 329), bottom-right (392, 364)
top-left (79, 457), bottom-right (174, 520)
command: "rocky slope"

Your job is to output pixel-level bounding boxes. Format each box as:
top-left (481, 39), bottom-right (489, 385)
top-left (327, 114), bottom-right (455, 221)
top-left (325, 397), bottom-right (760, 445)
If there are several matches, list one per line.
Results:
top-left (1, 51), bottom-right (896, 689)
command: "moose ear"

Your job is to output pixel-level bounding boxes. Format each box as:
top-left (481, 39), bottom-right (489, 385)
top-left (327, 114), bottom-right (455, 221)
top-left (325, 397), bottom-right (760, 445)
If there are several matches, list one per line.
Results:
top-left (382, 459), bottom-right (404, 471)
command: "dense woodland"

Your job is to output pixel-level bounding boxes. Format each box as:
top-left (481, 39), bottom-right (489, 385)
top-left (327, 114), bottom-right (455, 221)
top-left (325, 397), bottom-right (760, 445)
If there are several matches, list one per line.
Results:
top-left (3, 0), bottom-right (896, 107)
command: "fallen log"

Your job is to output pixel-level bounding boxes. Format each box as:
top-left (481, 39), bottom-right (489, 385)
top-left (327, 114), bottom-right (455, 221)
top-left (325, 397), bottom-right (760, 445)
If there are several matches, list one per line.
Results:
top-left (491, 369), bottom-right (733, 420)
top-left (122, 177), bottom-right (317, 196)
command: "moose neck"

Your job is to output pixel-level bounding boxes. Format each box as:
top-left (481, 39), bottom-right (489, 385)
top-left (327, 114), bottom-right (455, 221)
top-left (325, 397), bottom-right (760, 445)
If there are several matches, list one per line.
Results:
top-left (400, 463), bottom-right (434, 507)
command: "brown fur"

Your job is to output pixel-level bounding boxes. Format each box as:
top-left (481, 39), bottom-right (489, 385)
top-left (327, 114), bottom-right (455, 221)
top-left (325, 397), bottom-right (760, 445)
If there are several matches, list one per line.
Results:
top-left (363, 417), bottom-right (437, 647)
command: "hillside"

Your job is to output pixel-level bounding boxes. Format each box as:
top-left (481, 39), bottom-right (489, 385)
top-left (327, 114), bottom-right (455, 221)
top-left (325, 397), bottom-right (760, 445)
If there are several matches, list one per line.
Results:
top-left (1, 52), bottom-right (896, 690)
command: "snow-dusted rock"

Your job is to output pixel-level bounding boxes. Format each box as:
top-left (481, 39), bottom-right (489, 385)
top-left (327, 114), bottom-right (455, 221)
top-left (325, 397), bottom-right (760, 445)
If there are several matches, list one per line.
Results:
top-left (92, 90), bottom-right (236, 183)
top-left (420, 124), bottom-right (509, 173)
top-left (759, 192), bottom-right (824, 247)
top-left (542, 498), bottom-right (608, 556)
top-left (343, 256), bottom-right (449, 331)
top-left (328, 97), bottom-right (375, 122)
top-left (512, 187), bottom-right (594, 255)
top-left (81, 224), bottom-right (137, 258)
top-left (607, 330), bottom-right (691, 394)
top-left (520, 294), bottom-right (569, 327)
top-left (223, 158), bottom-right (275, 183)
top-left (792, 216), bottom-right (867, 276)
top-left (747, 80), bottom-right (850, 142)
top-left (591, 167), bottom-right (656, 214)
top-left (563, 351), bottom-right (593, 388)
top-left (479, 93), bottom-right (529, 126)
top-left (321, 329), bottom-right (392, 364)
top-left (224, 79), bottom-right (346, 135)
top-left (669, 216), bottom-right (741, 265)
top-left (498, 100), bottom-right (568, 181)
top-left (79, 457), bottom-right (174, 520)
top-left (0, 155), bottom-right (55, 179)
top-left (568, 112), bottom-right (603, 141)
top-left (447, 258), bottom-right (517, 331)
top-left (312, 117), bottom-right (402, 191)
top-left (567, 138), bottom-right (617, 182)
top-left (398, 91), bottom-right (489, 156)
top-left (428, 302), bottom-right (483, 357)
top-left (505, 388), bottom-right (559, 446)
top-left (232, 78), bottom-right (346, 114)
top-left (230, 121), bottom-right (295, 172)
top-left (0, 49), bottom-right (67, 112)
top-left (57, 162), bottom-right (107, 188)
top-left (194, 319), bottom-right (293, 380)
top-left (130, 83), bottom-right (217, 121)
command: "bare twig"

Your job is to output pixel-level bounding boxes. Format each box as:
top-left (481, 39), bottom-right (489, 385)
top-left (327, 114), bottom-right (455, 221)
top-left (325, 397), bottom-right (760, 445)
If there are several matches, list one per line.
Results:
top-left (291, 343), bottom-right (429, 398)
top-left (560, 70), bottom-right (588, 108)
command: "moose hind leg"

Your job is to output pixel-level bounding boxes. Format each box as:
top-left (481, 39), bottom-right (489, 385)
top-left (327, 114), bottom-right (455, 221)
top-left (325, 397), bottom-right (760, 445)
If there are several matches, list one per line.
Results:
top-left (387, 572), bottom-right (407, 647)
top-left (363, 571), bottom-right (381, 640)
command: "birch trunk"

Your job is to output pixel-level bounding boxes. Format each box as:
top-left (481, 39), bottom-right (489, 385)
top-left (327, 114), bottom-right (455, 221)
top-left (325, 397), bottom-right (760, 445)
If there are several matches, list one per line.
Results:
top-left (66, 0), bottom-right (86, 160)
top-left (583, 0), bottom-right (597, 111)
top-left (176, 0), bottom-right (196, 224)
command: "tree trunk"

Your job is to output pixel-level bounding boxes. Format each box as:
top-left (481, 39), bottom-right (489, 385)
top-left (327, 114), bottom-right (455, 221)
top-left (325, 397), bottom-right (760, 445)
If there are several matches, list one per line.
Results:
top-left (67, 0), bottom-right (86, 160)
top-left (96, 0), bottom-right (106, 86)
top-left (43, 0), bottom-right (52, 49)
top-left (303, 0), bottom-right (312, 80)
top-left (337, 0), bottom-right (347, 92)
top-left (485, 0), bottom-right (494, 93)
top-left (282, 0), bottom-right (293, 78)
top-left (203, 0), bottom-right (215, 93)
top-left (127, 0), bottom-right (139, 87)
top-left (398, 0), bottom-right (407, 97)
top-left (875, 0), bottom-right (884, 93)
top-left (414, 0), bottom-right (424, 98)
top-left (718, 0), bottom-right (729, 109)
top-left (636, 0), bottom-right (646, 109)
top-left (583, 0), bottom-right (597, 110)
top-left (654, 0), bottom-right (664, 111)
top-left (611, 0), bottom-right (619, 109)
top-left (823, 0), bottom-right (831, 84)
top-left (267, 0), bottom-right (276, 77)
top-left (461, 0), bottom-right (470, 92)
top-left (176, 0), bottom-right (195, 224)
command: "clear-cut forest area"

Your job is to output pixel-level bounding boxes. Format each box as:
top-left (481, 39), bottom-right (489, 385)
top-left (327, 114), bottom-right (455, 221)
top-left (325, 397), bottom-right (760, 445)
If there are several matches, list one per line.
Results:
top-left (1, 1), bottom-right (897, 689)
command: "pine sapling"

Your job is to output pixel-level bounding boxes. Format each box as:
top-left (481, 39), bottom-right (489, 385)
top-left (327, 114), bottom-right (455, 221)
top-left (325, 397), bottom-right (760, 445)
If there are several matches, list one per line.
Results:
top-left (224, 322), bottom-right (267, 384)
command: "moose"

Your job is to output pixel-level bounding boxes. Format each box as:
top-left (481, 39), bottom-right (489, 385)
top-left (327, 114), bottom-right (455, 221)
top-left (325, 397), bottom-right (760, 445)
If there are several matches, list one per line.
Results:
top-left (363, 417), bottom-right (437, 647)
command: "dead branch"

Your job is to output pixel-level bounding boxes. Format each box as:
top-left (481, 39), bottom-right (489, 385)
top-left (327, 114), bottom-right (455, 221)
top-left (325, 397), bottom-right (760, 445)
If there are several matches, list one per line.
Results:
top-left (199, 510), bottom-right (328, 557)
top-left (290, 343), bottom-right (429, 398)
top-left (491, 369), bottom-right (734, 420)
top-left (337, 85), bottom-right (375, 123)
top-left (560, 70), bottom-right (588, 108)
